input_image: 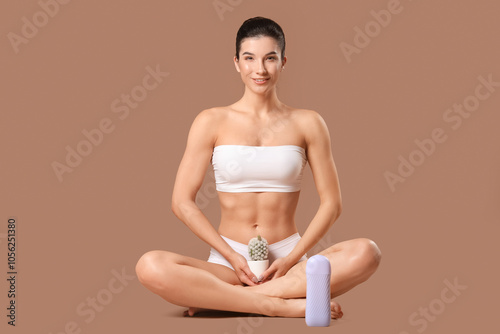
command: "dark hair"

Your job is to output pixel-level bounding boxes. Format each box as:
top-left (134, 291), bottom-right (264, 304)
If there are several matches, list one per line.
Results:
top-left (235, 17), bottom-right (286, 61)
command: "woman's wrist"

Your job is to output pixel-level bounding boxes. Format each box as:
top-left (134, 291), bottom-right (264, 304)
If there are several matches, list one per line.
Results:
top-left (284, 252), bottom-right (302, 267)
top-left (224, 249), bottom-right (241, 263)
top-left (285, 240), bottom-right (308, 264)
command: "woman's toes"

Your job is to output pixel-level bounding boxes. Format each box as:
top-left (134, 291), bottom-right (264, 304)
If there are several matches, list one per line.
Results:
top-left (331, 300), bottom-right (343, 319)
top-left (183, 307), bottom-right (197, 317)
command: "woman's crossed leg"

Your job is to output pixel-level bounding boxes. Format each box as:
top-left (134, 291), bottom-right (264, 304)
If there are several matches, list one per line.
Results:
top-left (135, 237), bottom-right (381, 318)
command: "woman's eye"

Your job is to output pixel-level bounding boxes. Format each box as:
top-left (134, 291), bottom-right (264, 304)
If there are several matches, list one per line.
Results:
top-left (243, 57), bottom-right (276, 61)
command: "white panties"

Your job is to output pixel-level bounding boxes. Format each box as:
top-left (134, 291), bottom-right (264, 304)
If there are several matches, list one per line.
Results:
top-left (207, 232), bottom-right (308, 270)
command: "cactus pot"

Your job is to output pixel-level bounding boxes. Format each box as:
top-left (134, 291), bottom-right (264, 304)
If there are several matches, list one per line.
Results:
top-left (247, 259), bottom-right (269, 279)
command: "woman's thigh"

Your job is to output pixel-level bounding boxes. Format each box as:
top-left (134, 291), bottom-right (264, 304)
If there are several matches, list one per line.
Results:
top-left (138, 250), bottom-right (243, 286)
top-left (285, 237), bottom-right (379, 275)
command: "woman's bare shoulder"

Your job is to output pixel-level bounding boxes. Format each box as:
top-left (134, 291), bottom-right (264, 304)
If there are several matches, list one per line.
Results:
top-left (182, 107), bottom-right (226, 149)
top-left (288, 107), bottom-right (326, 126)
top-left (195, 106), bottom-right (229, 120)
top-left (287, 108), bottom-right (330, 145)
top-left (190, 107), bottom-right (229, 131)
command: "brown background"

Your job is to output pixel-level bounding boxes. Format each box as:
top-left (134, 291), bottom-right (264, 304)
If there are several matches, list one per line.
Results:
top-left (1, 0), bottom-right (498, 333)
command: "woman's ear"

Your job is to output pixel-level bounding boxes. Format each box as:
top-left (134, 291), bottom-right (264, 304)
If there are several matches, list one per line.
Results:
top-left (281, 56), bottom-right (287, 70)
top-left (233, 56), bottom-right (241, 73)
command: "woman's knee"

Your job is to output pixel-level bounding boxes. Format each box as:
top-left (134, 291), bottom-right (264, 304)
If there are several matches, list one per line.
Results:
top-left (135, 250), bottom-right (178, 290)
top-left (351, 238), bottom-right (382, 275)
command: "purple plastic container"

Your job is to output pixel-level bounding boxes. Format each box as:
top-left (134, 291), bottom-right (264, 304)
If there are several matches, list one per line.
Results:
top-left (305, 254), bottom-right (331, 327)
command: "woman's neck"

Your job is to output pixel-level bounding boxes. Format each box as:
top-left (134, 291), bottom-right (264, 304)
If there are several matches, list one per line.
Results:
top-left (237, 87), bottom-right (283, 117)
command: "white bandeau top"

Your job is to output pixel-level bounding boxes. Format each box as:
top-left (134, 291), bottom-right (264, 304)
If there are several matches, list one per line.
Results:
top-left (211, 145), bottom-right (307, 193)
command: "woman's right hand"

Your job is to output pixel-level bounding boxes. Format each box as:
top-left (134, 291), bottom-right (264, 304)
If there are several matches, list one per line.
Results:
top-left (228, 252), bottom-right (259, 286)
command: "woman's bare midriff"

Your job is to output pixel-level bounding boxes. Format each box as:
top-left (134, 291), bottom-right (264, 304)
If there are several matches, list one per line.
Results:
top-left (216, 191), bottom-right (301, 244)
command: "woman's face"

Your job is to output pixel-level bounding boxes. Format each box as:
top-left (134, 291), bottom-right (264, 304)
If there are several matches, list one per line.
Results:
top-left (234, 36), bottom-right (286, 94)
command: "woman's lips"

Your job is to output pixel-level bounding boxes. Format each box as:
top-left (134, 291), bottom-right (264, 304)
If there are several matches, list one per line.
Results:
top-left (252, 78), bottom-right (269, 85)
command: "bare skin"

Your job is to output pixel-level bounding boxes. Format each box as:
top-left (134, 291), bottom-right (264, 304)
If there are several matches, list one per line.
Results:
top-left (184, 300), bottom-right (344, 319)
top-left (135, 35), bottom-right (381, 318)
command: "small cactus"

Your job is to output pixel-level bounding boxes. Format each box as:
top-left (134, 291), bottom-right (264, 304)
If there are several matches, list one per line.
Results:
top-left (248, 235), bottom-right (268, 261)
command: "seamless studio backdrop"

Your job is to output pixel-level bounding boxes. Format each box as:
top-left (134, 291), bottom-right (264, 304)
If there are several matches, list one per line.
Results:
top-left (1, 1), bottom-right (498, 333)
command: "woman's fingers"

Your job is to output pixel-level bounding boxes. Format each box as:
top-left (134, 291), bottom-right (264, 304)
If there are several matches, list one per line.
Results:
top-left (259, 268), bottom-right (274, 282)
top-left (242, 266), bottom-right (259, 284)
top-left (238, 269), bottom-right (257, 285)
top-left (235, 263), bottom-right (258, 285)
top-left (259, 262), bottom-right (280, 282)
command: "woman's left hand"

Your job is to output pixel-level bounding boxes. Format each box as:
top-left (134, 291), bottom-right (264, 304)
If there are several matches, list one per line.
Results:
top-left (258, 257), bottom-right (293, 283)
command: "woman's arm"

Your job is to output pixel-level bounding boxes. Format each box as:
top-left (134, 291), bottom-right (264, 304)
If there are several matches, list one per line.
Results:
top-left (260, 110), bottom-right (342, 281)
top-left (287, 110), bottom-right (343, 262)
top-left (171, 109), bottom-right (258, 285)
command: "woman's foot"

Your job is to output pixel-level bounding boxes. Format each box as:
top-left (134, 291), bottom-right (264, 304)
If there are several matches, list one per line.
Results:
top-left (184, 299), bottom-right (343, 319)
top-left (331, 300), bottom-right (343, 319)
top-left (276, 298), bottom-right (343, 318)
top-left (183, 307), bottom-right (212, 316)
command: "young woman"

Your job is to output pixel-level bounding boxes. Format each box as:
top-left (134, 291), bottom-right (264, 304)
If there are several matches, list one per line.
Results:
top-left (135, 17), bottom-right (381, 318)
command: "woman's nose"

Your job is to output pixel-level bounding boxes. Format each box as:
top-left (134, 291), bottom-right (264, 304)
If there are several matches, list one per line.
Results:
top-left (255, 61), bottom-right (268, 74)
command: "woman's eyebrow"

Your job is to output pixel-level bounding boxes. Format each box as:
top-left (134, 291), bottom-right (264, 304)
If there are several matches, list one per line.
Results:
top-left (241, 51), bottom-right (278, 56)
